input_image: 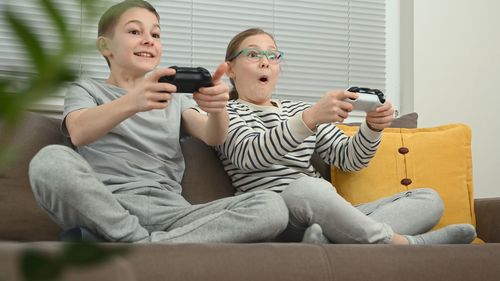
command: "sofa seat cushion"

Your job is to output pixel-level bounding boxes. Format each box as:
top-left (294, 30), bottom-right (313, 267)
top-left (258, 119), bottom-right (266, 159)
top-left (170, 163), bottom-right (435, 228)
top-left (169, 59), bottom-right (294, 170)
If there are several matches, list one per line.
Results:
top-left (331, 124), bottom-right (476, 233)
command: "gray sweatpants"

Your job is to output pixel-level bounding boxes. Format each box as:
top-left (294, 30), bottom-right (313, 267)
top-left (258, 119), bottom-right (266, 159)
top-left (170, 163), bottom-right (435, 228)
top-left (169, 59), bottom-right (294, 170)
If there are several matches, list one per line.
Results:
top-left (29, 145), bottom-right (289, 243)
top-left (279, 177), bottom-right (444, 244)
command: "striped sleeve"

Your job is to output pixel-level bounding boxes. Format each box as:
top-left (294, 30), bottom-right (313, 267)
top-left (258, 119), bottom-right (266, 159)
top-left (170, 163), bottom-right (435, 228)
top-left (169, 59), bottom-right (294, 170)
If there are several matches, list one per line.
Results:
top-left (315, 121), bottom-right (382, 172)
top-left (215, 105), bottom-right (313, 172)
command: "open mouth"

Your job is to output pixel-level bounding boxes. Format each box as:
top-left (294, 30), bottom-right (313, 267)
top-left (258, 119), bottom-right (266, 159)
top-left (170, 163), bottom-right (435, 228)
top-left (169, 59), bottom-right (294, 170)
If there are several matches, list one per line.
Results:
top-left (258, 76), bottom-right (269, 83)
top-left (134, 51), bottom-right (155, 58)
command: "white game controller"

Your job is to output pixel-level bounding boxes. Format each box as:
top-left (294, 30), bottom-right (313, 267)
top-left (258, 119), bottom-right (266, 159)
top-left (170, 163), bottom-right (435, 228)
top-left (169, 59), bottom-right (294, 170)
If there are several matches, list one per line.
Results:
top-left (345, 87), bottom-right (386, 112)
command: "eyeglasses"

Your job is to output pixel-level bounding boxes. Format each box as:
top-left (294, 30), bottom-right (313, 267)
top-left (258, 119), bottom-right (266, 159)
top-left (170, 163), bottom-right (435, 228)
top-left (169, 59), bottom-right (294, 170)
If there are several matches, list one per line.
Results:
top-left (228, 48), bottom-right (284, 64)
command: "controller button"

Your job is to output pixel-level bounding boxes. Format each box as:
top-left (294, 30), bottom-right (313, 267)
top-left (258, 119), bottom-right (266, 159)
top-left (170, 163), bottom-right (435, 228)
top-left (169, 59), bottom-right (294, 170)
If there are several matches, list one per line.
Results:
top-left (398, 147), bottom-right (409, 154)
top-left (400, 178), bottom-right (412, 186)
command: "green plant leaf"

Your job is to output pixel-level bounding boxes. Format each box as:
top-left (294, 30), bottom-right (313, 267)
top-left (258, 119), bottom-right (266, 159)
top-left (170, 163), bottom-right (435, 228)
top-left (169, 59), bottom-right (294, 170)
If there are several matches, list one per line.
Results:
top-left (20, 250), bottom-right (63, 281)
top-left (1, 0), bottom-right (100, 165)
top-left (19, 243), bottom-right (128, 281)
top-left (0, 87), bottom-right (22, 122)
top-left (58, 242), bottom-right (128, 267)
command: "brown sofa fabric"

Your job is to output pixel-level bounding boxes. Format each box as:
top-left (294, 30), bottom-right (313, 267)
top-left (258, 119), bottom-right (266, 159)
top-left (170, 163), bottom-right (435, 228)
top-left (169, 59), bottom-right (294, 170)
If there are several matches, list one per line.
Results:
top-left (475, 197), bottom-right (500, 243)
top-left (0, 113), bottom-right (63, 241)
top-left (180, 137), bottom-right (234, 204)
top-left (2, 242), bottom-right (500, 281)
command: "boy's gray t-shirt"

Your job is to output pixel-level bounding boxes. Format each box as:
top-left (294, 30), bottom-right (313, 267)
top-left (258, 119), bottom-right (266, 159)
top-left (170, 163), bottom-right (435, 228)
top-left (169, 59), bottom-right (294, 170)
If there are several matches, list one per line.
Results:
top-left (62, 78), bottom-right (196, 193)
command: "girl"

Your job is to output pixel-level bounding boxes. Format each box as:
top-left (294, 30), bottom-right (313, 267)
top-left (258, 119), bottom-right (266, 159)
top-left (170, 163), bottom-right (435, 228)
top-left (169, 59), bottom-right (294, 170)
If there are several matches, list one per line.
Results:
top-left (215, 28), bottom-right (476, 245)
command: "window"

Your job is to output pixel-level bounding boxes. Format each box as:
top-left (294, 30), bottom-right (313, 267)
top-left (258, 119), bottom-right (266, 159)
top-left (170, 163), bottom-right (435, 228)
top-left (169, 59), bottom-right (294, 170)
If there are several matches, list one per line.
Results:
top-left (0, 0), bottom-right (396, 119)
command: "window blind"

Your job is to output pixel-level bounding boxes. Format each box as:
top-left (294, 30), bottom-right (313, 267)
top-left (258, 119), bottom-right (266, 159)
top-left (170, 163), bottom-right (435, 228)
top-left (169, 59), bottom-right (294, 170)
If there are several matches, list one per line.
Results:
top-left (0, 0), bottom-right (391, 115)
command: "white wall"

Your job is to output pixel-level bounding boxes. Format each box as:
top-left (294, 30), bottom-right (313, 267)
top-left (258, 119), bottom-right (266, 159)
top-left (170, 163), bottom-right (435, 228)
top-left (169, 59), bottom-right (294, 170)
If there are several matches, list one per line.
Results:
top-left (401, 0), bottom-right (500, 198)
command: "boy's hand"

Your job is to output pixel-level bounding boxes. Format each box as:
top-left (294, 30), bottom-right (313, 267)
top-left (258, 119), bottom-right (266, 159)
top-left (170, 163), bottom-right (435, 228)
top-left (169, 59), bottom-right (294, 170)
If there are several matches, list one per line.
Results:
top-left (193, 63), bottom-right (229, 114)
top-left (365, 101), bottom-right (395, 131)
top-left (126, 68), bottom-right (177, 112)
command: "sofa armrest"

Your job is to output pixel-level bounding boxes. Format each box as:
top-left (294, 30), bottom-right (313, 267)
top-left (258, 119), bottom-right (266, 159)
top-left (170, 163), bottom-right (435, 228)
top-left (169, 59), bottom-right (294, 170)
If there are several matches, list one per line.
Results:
top-left (475, 197), bottom-right (500, 243)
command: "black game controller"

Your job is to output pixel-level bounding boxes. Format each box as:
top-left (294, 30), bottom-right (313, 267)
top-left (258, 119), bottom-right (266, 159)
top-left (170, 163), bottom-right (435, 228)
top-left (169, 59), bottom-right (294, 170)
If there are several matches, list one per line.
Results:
top-left (345, 86), bottom-right (386, 112)
top-left (159, 66), bottom-right (213, 93)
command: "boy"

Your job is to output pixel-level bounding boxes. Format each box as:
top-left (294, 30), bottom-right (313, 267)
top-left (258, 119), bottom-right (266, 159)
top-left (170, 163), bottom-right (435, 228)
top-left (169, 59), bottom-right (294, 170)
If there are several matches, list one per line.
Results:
top-left (29, 0), bottom-right (288, 243)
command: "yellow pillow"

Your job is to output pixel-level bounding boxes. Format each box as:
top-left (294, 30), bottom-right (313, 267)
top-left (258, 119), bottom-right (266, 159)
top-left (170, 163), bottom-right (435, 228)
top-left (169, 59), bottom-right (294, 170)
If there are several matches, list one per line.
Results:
top-left (331, 124), bottom-right (476, 232)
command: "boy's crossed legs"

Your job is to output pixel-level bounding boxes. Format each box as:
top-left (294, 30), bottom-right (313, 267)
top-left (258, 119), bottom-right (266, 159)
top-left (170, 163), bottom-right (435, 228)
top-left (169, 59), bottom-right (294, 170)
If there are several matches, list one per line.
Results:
top-left (29, 145), bottom-right (288, 243)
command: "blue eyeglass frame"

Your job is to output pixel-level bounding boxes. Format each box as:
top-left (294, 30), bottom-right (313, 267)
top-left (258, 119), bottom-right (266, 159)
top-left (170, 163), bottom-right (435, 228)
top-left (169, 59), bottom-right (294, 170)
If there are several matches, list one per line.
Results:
top-left (228, 48), bottom-right (284, 62)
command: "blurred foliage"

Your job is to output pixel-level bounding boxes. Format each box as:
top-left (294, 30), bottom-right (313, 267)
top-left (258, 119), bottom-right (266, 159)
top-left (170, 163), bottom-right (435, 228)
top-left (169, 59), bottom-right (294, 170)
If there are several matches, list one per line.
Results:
top-left (0, 0), bottom-right (102, 163)
top-left (20, 242), bottom-right (128, 281)
top-left (0, 0), bottom-right (101, 124)
top-left (0, 2), bottom-right (128, 281)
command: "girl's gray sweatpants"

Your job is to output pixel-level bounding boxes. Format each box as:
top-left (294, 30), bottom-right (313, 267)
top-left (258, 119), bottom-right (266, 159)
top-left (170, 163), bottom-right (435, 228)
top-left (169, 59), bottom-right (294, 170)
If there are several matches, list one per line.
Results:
top-left (279, 177), bottom-right (444, 244)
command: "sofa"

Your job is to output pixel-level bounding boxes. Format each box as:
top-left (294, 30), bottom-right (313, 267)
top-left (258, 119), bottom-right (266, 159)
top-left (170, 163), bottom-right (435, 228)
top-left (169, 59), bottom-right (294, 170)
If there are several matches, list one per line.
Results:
top-left (1, 112), bottom-right (500, 281)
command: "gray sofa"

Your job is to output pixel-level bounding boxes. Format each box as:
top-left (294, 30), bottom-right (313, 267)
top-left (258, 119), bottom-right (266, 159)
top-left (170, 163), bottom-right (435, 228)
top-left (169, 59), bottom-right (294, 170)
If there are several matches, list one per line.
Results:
top-left (1, 112), bottom-right (500, 281)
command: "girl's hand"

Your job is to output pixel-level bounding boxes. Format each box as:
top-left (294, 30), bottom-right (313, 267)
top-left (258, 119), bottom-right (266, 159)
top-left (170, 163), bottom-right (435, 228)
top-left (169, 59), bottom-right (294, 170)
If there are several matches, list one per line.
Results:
top-left (365, 101), bottom-right (395, 131)
top-left (302, 90), bottom-right (358, 129)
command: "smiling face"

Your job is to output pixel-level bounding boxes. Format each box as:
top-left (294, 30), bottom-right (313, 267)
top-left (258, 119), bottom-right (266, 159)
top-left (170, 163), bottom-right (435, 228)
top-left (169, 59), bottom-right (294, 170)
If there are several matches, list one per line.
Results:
top-left (227, 34), bottom-right (280, 106)
top-left (97, 7), bottom-right (162, 78)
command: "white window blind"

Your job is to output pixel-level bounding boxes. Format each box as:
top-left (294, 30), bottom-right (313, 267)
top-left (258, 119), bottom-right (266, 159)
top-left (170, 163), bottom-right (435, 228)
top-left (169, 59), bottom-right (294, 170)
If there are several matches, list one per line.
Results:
top-left (0, 0), bottom-right (392, 115)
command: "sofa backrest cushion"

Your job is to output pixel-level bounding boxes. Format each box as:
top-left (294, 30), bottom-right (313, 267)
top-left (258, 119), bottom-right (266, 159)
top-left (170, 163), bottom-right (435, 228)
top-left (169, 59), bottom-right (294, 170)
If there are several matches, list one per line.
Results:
top-left (180, 137), bottom-right (235, 204)
top-left (0, 113), bottom-right (64, 241)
